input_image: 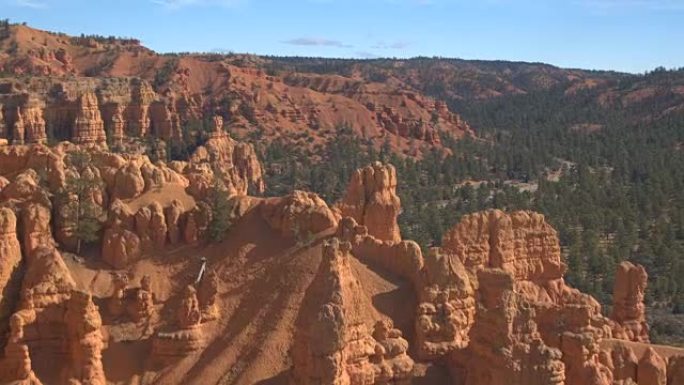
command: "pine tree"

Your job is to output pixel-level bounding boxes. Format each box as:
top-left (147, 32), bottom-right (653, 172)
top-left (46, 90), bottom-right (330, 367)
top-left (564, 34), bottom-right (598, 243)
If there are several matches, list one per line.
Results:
top-left (206, 174), bottom-right (235, 243)
top-left (59, 171), bottom-right (103, 255)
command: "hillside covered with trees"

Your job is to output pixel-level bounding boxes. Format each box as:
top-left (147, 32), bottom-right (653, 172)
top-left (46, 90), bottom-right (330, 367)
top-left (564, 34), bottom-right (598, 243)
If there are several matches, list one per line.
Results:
top-left (254, 67), bottom-right (684, 346)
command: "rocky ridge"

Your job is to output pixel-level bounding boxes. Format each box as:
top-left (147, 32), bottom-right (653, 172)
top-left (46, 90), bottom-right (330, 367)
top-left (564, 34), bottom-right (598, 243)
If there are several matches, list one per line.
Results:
top-left (0, 25), bottom-right (473, 157)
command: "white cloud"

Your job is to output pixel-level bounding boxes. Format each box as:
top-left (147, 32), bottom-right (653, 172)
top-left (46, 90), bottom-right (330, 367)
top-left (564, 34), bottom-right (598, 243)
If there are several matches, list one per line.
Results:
top-left (12, 0), bottom-right (48, 9)
top-left (372, 40), bottom-right (412, 49)
top-left (282, 37), bottom-right (353, 48)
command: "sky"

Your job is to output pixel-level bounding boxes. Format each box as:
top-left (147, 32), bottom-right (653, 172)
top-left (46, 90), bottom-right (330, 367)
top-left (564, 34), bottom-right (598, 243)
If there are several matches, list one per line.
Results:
top-left (2, 0), bottom-right (682, 73)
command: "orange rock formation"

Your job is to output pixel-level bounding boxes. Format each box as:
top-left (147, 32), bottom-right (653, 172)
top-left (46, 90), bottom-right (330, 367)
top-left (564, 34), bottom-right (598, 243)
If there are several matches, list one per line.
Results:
top-left (612, 261), bottom-right (649, 343)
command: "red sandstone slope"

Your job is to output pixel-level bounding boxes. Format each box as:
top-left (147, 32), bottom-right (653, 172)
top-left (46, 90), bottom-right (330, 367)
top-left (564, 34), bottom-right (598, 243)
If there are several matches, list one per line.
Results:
top-left (0, 24), bottom-right (472, 156)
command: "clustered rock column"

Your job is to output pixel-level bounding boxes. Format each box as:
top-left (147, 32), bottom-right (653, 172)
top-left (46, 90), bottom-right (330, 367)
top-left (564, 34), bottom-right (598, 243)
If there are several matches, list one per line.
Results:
top-left (102, 198), bottom-right (193, 269)
top-left (127, 81), bottom-right (155, 137)
top-left (198, 269), bottom-right (220, 322)
top-left (458, 269), bottom-right (565, 385)
top-left (177, 285), bottom-right (202, 329)
top-left (415, 248), bottom-right (474, 360)
top-left (291, 238), bottom-right (415, 385)
top-left (150, 100), bottom-right (181, 141)
top-left (64, 290), bottom-right (107, 385)
top-left (0, 208), bottom-right (23, 325)
top-left (335, 162), bottom-right (402, 243)
top-left (0, 291), bottom-right (41, 384)
top-left (611, 261), bottom-right (650, 342)
top-left (72, 92), bottom-right (107, 145)
top-left (128, 275), bottom-right (156, 323)
top-left (8, 105), bottom-right (48, 145)
top-left (22, 105), bottom-right (48, 144)
top-left (108, 104), bottom-right (126, 145)
top-left (12, 107), bottom-right (25, 145)
top-left (0, 105), bottom-right (6, 139)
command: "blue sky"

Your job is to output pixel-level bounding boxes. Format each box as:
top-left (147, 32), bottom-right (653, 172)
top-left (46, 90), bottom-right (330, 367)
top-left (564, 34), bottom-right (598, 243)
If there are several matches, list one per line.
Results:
top-left (2, 0), bottom-right (682, 73)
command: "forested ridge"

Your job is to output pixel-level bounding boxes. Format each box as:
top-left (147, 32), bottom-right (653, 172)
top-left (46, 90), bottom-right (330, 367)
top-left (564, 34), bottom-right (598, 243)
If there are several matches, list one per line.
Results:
top-left (251, 67), bottom-right (684, 345)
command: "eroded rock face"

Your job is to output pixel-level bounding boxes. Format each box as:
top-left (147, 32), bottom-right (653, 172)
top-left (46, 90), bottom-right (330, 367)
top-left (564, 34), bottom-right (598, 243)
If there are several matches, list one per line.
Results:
top-left (21, 246), bottom-right (75, 308)
top-left (612, 262), bottom-right (649, 343)
top-left (337, 216), bottom-right (423, 282)
top-left (102, 228), bottom-right (141, 269)
top-left (0, 208), bottom-right (23, 325)
top-left (440, 209), bottom-right (613, 350)
top-left (262, 191), bottom-right (338, 238)
top-left (610, 343), bottom-right (638, 384)
top-left (21, 105), bottom-right (47, 145)
top-left (415, 248), bottom-right (475, 360)
top-left (370, 320), bottom-right (414, 383)
top-left (197, 269), bottom-right (219, 322)
top-left (441, 210), bottom-right (565, 281)
top-left (165, 199), bottom-right (184, 245)
top-left (113, 163), bottom-right (145, 200)
top-left (637, 348), bottom-right (666, 385)
top-left (177, 285), bottom-right (202, 329)
top-left (291, 238), bottom-right (412, 385)
top-left (457, 269), bottom-right (565, 385)
top-left (21, 203), bottom-right (55, 259)
top-left (0, 292), bottom-right (41, 385)
top-left (336, 162), bottom-right (402, 243)
top-left (560, 332), bottom-right (612, 385)
top-left (668, 356), bottom-right (684, 385)
top-left (127, 80), bottom-right (155, 137)
top-left (127, 275), bottom-right (156, 323)
top-left (72, 92), bottom-right (107, 145)
top-left (101, 200), bottom-right (140, 268)
top-left (188, 126), bottom-right (265, 197)
top-left (64, 290), bottom-right (107, 385)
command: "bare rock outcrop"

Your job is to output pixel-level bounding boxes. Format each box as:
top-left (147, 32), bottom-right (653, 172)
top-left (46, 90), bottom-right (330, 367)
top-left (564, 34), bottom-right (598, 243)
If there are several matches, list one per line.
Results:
top-left (441, 210), bottom-right (565, 282)
top-left (610, 342), bottom-right (638, 384)
top-left (612, 261), bottom-right (649, 343)
top-left (261, 191), bottom-right (338, 239)
top-left (126, 275), bottom-right (156, 323)
top-left (151, 282), bottom-right (206, 364)
top-left (336, 162), bottom-right (401, 243)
